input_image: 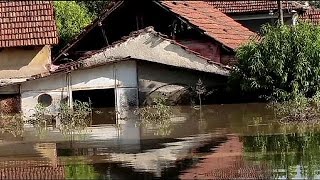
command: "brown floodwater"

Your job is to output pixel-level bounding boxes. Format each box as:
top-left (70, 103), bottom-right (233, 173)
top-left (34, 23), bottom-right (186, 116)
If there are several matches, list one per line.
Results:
top-left (0, 103), bottom-right (319, 179)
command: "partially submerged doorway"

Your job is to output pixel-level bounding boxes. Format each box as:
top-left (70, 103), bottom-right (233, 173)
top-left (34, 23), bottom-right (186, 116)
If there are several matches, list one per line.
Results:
top-left (72, 89), bottom-right (115, 125)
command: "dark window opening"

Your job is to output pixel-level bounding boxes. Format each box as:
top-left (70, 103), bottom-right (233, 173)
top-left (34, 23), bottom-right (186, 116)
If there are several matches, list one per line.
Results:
top-left (72, 89), bottom-right (116, 125)
top-left (38, 94), bottom-right (52, 107)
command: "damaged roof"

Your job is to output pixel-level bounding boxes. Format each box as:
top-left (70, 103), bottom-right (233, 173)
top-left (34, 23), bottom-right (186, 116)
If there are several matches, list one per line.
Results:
top-left (208, 1), bottom-right (305, 14)
top-left (159, 1), bottom-right (256, 50)
top-left (0, 1), bottom-right (58, 47)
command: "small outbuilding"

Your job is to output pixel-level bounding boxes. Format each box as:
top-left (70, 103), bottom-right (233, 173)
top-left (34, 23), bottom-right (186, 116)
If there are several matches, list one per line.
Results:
top-left (1, 27), bottom-right (230, 125)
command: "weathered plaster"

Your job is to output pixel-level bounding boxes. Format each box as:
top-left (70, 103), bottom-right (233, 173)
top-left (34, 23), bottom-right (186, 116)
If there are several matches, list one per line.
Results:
top-left (0, 45), bottom-right (51, 79)
top-left (86, 29), bottom-right (229, 76)
top-left (138, 61), bottom-right (227, 104)
top-left (20, 61), bottom-right (138, 121)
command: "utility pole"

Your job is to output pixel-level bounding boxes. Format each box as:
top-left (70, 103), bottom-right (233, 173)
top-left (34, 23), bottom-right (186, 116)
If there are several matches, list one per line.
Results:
top-left (277, 0), bottom-right (284, 25)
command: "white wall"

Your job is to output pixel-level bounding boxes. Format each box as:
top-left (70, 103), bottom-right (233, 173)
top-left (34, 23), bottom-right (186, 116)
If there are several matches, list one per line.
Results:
top-left (20, 61), bottom-right (138, 119)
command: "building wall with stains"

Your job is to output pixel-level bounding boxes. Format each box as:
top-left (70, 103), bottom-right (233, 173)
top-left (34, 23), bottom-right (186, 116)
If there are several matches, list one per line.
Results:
top-left (138, 61), bottom-right (227, 105)
top-left (19, 61), bottom-right (138, 120)
top-left (0, 45), bottom-right (51, 79)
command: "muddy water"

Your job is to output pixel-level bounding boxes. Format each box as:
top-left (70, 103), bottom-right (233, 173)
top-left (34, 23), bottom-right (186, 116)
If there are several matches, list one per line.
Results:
top-left (0, 103), bottom-right (319, 179)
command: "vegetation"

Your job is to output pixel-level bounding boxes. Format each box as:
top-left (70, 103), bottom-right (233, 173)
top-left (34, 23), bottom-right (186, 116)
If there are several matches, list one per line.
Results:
top-left (230, 22), bottom-right (320, 102)
top-left (27, 103), bottom-right (52, 136)
top-left (27, 100), bottom-right (92, 137)
top-left (65, 157), bottom-right (100, 180)
top-left (243, 126), bottom-right (320, 179)
top-left (76, 1), bottom-right (110, 16)
top-left (135, 97), bottom-right (173, 136)
top-left (54, 1), bottom-right (94, 43)
top-left (58, 100), bottom-right (92, 136)
top-left (269, 92), bottom-right (320, 124)
top-left (0, 113), bottom-right (24, 137)
top-left (191, 79), bottom-right (213, 107)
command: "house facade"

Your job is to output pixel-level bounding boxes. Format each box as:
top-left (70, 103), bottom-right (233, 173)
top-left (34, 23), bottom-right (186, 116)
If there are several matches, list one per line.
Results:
top-left (0, 1), bottom-right (58, 113)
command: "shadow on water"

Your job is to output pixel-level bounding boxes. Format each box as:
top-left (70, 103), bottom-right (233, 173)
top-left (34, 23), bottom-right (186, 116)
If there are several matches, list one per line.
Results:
top-left (1, 103), bottom-right (320, 179)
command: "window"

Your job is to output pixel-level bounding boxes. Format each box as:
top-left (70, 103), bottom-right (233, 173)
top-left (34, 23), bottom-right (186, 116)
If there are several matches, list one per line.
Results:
top-left (37, 94), bottom-right (53, 107)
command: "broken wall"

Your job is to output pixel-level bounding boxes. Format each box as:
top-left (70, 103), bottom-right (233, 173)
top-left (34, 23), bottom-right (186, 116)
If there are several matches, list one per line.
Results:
top-left (0, 45), bottom-right (51, 79)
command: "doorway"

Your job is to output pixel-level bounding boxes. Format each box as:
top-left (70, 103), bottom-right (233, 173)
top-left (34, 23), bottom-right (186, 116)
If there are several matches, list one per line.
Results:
top-left (72, 89), bottom-right (116, 125)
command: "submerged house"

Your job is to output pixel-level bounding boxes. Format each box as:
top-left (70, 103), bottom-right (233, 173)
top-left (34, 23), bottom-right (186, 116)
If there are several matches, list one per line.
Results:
top-left (0, 1), bottom-right (255, 124)
top-left (0, 1), bottom-right (58, 113)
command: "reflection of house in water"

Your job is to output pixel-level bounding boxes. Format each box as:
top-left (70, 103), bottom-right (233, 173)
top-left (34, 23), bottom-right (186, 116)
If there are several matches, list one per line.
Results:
top-left (0, 143), bottom-right (65, 179)
top-left (0, 1), bottom-right (255, 125)
top-left (180, 136), bottom-right (271, 179)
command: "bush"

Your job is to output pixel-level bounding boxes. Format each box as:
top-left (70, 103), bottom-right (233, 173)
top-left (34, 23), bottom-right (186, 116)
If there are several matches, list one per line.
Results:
top-left (269, 92), bottom-right (320, 123)
top-left (230, 22), bottom-right (320, 102)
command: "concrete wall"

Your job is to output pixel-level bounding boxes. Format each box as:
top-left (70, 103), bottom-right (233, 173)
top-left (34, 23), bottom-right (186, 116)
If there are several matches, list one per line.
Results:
top-left (0, 45), bottom-right (51, 79)
top-left (20, 61), bottom-right (138, 120)
top-left (137, 61), bottom-right (227, 105)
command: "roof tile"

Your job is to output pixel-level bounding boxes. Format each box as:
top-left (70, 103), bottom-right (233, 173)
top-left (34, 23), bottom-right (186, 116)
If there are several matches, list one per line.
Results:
top-left (161, 1), bottom-right (256, 50)
top-left (208, 1), bottom-right (301, 13)
top-left (0, 1), bottom-right (58, 48)
top-left (301, 8), bottom-right (320, 24)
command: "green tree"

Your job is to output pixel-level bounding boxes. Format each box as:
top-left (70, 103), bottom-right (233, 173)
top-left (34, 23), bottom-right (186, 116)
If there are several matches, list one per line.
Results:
top-left (54, 1), bottom-right (94, 43)
top-left (229, 22), bottom-right (320, 102)
top-left (76, 1), bottom-right (110, 16)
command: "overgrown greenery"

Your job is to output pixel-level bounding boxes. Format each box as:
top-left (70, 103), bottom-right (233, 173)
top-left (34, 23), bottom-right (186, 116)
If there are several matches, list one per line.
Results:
top-left (54, 1), bottom-right (94, 43)
top-left (54, 1), bottom-right (111, 44)
top-left (269, 92), bottom-right (320, 124)
top-left (58, 100), bottom-right (92, 136)
top-left (0, 113), bottom-right (24, 137)
top-left (27, 103), bottom-right (52, 136)
top-left (135, 97), bottom-right (173, 136)
top-left (230, 22), bottom-right (320, 102)
top-left (76, 1), bottom-right (110, 16)
top-left (27, 100), bottom-right (92, 137)
top-left (191, 79), bottom-right (213, 107)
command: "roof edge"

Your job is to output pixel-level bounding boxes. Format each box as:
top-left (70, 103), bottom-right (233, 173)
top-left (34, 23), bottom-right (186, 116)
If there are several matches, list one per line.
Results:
top-left (53, 1), bottom-right (125, 62)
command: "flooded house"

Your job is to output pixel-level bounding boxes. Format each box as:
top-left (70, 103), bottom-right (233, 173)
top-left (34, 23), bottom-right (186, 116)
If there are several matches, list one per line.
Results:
top-left (0, 1), bottom-right (58, 114)
top-left (0, 1), bottom-right (255, 125)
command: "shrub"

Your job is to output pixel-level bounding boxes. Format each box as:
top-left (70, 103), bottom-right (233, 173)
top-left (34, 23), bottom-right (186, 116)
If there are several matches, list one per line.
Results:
top-left (230, 22), bottom-right (320, 102)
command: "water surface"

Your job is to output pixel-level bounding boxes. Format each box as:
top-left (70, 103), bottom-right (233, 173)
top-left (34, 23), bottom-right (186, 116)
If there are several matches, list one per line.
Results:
top-left (0, 103), bottom-right (318, 179)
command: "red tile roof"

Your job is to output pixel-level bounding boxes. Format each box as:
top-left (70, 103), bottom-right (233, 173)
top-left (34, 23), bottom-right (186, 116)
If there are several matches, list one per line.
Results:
top-left (160, 1), bottom-right (256, 50)
top-left (301, 8), bottom-right (320, 24)
top-left (208, 1), bottom-right (303, 14)
top-left (0, 1), bottom-right (58, 48)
